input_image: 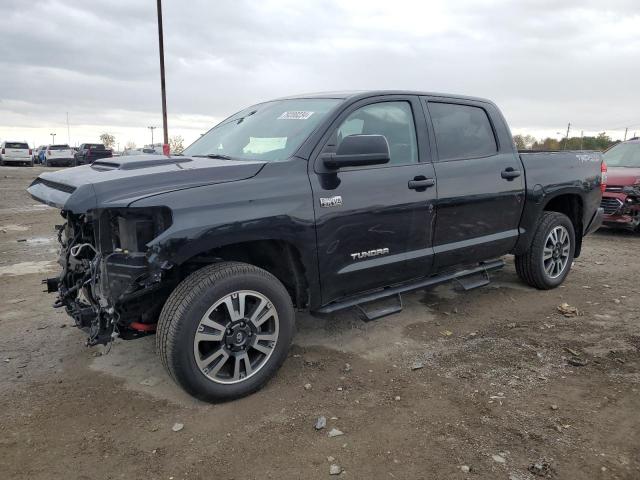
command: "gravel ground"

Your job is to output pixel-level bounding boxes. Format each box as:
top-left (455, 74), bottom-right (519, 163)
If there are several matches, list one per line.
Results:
top-left (1, 166), bottom-right (639, 479)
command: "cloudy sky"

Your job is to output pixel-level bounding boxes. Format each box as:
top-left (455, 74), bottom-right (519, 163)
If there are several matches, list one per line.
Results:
top-left (1, 0), bottom-right (639, 149)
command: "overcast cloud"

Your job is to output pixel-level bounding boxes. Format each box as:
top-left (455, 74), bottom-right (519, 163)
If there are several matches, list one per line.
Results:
top-left (1, 0), bottom-right (639, 148)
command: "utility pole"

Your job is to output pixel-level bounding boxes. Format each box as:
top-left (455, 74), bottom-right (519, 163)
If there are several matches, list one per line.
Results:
top-left (66, 112), bottom-right (71, 145)
top-left (148, 126), bottom-right (157, 145)
top-left (624, 127), bottom-right (628, 141)
top-left (580, 130), bottom-right (584, 150)
top-left (50, 133), bottom-right (56, 144)
top-left (156, 0), bottom-right (169, 155)
top-left (562, 122), bottom-right (571, 150)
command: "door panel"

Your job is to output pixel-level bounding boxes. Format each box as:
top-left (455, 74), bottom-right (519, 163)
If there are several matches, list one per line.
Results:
top-left (422, 98), bottom-right (525, 269)
top-left (309, 96), bottom-right (436, 305)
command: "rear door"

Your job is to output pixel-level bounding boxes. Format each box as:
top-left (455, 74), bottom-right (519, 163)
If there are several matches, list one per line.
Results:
top-left (309, 95), bottom-right (437, 304)
top-left (49, 145), bottom-right (72, 159)
top-left (421, 97), bottom-right (525, 269)
top-left (4, 142), bottom-right (30, 160)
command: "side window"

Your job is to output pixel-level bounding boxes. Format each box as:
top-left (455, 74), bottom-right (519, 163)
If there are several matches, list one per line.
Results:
top-left (429, 102), bottom-right (497, 161)
top-left (336, 101), bottom-right (418, 165)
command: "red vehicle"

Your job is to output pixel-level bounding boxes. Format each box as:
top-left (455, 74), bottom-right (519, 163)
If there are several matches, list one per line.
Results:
top-left (601, 139), bottom-right (640, 231)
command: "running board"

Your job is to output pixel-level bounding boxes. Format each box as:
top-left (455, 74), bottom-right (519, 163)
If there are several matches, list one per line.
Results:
top-left (315, 259), bottom-right (504, 316)
top-left (355, 294), bottom-right (403, 322)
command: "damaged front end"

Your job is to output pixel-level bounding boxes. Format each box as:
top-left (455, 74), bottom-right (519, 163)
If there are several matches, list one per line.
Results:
top-left (602, 183), bottom-right (640, 230)
top-left (46, 207), bottom-right (174, 346)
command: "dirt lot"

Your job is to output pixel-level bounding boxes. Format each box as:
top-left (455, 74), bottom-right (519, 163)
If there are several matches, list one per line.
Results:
top-left (1, 166), bottom-right (639, 480)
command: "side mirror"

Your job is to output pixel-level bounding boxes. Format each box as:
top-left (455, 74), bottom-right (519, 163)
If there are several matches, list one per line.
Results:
top-left (323, 134), bottom-right (390, 169)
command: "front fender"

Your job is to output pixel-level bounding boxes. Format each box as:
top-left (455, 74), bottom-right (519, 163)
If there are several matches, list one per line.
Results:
top-left (129, 160), bottom-right (321, 304)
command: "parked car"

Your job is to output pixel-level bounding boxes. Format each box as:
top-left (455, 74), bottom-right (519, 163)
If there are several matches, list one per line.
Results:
top-left (74, 143), bottom-right (113, 165)
top-left (0, 141), bottom-right (33, 166)
top-left (122, 147), bottom-right (152, 156)
top-left (43, 144), bottom-right (75, 167)
top-left (27, 90), bottom-right (604, 402)
top-left (600, 139), bottom-right (640, 231)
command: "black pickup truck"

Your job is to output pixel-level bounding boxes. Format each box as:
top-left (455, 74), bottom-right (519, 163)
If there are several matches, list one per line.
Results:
top-left (74, 143), bottom-right (113, 165)
top-left (27, 91), bottom-right (604, 402)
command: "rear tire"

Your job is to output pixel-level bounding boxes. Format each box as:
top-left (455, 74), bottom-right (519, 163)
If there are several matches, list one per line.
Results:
top-left (157, 261), bottom-right (295, 402)
top-left (515, 212), bottom-right (575, 290)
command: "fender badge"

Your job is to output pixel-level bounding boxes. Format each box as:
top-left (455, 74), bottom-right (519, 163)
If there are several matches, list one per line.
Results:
top-left (320, 196), bottom-right (343, 208)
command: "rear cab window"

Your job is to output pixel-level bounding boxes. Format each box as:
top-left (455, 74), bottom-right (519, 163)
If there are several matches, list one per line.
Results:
top-left (5, 142), bottom-right (29, 149)
top-left (428, 102), bottom-right (497, 161)
top-left (49, 144), bottom-right (71, 150)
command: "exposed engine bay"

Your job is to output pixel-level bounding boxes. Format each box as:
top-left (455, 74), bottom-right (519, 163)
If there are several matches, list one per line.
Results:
top-left (46, 207), bottom-right (173, 346)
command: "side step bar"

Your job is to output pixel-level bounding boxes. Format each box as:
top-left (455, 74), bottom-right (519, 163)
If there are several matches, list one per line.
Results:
top-left (315, 259), bottom-right (504, 316)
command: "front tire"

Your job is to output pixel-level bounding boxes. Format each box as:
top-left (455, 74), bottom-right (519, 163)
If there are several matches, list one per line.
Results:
top-left (157, 262), bottom-right (295, 402)
top-left (515, 212), bottom-right (575, 289)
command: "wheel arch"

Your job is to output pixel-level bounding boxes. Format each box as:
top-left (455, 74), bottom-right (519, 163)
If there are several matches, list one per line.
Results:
top-left (542, 192), bottom-right (584, 257)
top-left (175, 238), bottom-right (310, 309)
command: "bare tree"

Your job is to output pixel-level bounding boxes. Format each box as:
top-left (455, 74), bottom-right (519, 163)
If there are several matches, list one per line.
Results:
top-left (169, 135), bottom-right (185, 154)
top-left (100, 133), bottom-right (116, 149)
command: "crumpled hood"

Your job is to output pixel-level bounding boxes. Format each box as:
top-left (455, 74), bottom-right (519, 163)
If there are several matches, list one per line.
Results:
top-left (27, 154), bottom-right (265, 212)
top-left (606, 166), bottom-right (640, 186)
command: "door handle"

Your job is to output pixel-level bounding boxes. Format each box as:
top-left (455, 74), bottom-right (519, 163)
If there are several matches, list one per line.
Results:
top-left (408, 177), bottom-right (436, 190)
top-left (501, 168), bottom-right (521, 180)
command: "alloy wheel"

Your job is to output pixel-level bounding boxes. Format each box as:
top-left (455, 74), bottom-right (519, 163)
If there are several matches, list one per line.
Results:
top-left (193, 290), bottom-right (279, 384)
top-left (542, 225), bottom-right (571, 278)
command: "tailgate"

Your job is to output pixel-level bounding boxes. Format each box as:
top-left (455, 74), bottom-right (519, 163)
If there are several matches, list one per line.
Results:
top-left (50, 149), bottom-right (73, 158)
top-left (5, 149), bottom-right (30, 158)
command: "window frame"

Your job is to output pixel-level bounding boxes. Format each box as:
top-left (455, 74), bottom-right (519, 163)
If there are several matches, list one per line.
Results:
top-left (422, 97), bottom-right (501, 163)
top-left (312, 95), bottom-right (431, 173)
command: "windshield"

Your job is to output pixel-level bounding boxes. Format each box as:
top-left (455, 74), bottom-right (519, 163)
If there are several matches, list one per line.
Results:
top-left (183, 98), bottom-right (341, 161)
top-left (603, 142), bottom-right (640, 167)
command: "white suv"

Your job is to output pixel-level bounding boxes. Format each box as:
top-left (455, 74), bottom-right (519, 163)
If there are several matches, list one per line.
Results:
top-left (43, 144), bottom-right (75, 167)
top-left (0, 141), bottom-right (33, 166)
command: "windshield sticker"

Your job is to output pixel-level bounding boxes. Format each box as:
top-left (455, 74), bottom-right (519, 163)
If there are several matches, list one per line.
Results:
top-left (277, 111), bottom-right (314, 120)
top-left (243, 137), bottom-right (287, 154)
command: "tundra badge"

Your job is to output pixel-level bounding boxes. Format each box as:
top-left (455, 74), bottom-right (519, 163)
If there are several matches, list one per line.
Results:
top-left (350, 248), bottom-right (390, 260)
top-left (320, 196), bottom-right (343, 208)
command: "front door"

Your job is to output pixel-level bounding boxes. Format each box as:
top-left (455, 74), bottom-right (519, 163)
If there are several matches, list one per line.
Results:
top-left (422, 97), bottom-right (525, 270)
top-left (309, 96), bottom-right (437, 305)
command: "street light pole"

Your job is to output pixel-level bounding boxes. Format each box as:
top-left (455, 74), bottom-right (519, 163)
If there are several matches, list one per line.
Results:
top-left (50, 133), bottom-right (56, 144)
top-left (156, 0), bottom-right (169, 155)
top-left (562, 122), bottom-right (571, 150)
top-left (148, 126), bottom-right (157, 145)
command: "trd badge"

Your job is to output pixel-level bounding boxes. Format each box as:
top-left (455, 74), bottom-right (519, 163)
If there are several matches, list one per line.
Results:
top-left (320, 196), bottom-right (343, 208)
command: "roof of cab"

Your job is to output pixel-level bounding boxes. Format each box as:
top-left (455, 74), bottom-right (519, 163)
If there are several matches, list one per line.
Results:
top-left (275, 90), bottom-right (494, 104)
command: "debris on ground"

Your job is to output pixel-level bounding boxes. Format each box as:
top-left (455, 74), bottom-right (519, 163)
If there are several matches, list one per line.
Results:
top-left (440, 330), bottom-right (453, 336)
top-left (410, 361), bottom-right (424, 371)
top-left (528, 460), bottom-right (555, 477)
top-left (460, 465), bottom-right (470, 473)
top-left (567, 356), bottom-right (588, 367)
top-left (492, 454), bottom-right (506, 463)
top-left (304, 383), bottom-right (312, 390)
top-left (315, 416), bottom-right (327, 430)
top-left (557, 303), bottom-right (579, 317)
top-left (328, 428), bottom-right (344, 438)
top-left (329, 464), bottom-right (342, 475)
top-left (171, 423), bottom-right (184, 432)
top-left (563, 347), bottom-right (580, 357)
top-left (550, 404), bottom-right (558, 410)
top-left (139, 377), bottom-right (161, 387)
